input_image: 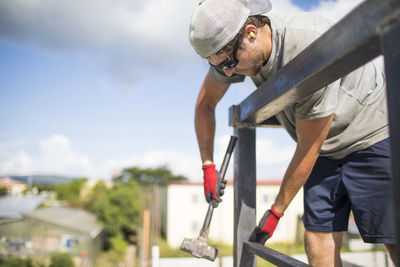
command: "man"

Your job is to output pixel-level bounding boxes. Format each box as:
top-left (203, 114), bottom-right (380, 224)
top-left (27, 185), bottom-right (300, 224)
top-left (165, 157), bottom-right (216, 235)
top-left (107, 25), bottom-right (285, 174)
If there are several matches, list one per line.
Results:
top-left (188, 0), bottom-right (397, 266)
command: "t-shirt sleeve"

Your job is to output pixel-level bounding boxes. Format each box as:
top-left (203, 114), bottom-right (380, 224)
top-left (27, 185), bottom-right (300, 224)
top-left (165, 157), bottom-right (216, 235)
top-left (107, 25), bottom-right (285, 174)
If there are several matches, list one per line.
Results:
top-left (209, 66), bottom-right (246, 84)
top-left (294, 80), bottom-right (339, 120)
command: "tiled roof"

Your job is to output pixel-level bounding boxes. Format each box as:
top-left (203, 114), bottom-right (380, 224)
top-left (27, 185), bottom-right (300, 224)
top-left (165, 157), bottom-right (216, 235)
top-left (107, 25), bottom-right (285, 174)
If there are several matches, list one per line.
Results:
top-left (0, 177), bottom-right (26, 186)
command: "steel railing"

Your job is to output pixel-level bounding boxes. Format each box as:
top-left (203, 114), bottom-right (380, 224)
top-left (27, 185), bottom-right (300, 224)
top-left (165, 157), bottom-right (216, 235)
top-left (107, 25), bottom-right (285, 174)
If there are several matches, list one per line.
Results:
top-left (229, 0), bottom-right (400, 266)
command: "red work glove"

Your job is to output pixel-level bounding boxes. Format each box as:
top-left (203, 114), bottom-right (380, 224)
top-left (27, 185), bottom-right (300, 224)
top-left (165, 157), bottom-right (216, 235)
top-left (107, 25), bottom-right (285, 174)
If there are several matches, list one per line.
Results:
top-left (254, 205), bottom-right (284, 244)
top-left (202, 164), bottom-right (226, 208)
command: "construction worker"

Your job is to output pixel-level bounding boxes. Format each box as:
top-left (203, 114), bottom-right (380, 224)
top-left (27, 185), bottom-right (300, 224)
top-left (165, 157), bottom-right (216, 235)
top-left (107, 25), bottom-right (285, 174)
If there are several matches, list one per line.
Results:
top-left (188, 0), bottom-right (397, 266)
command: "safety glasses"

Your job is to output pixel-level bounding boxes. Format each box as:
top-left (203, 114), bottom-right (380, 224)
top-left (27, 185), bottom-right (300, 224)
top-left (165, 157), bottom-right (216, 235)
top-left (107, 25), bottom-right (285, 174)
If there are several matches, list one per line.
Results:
top-left (210, 35), bottom-right (242, 70)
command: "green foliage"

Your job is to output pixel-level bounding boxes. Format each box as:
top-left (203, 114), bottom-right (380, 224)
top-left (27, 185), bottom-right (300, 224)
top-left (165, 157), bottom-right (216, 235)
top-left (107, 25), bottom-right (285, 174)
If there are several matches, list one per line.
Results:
top-left (0, 255), bottom-right (43, 267)
top-left (84, 180), bottom-right (108, 209)
top-left (0, 186), bottom-right (7, 197)
top-left (33, 184), bottom-right (57, 193)
top-left (49, 253), bottom-right (74, 267)
top-left (85, 180), bottom-right (140, 238)
top-left (56, 178), bottom-right (87, 205)
top-left (109, 233), bottom-right (128, 258)
top-left (116, 166), bottom-right (187, 185)
top-left (93, 233), bottom-right (128, 267)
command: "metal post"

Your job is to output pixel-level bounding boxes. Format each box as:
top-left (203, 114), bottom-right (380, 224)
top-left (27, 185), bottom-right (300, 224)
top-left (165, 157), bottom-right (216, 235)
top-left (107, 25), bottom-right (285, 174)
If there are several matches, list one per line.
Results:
top-left (381, 21), bottom-right (400, 264)
top-left (233, 127), bottom-right (256, 267)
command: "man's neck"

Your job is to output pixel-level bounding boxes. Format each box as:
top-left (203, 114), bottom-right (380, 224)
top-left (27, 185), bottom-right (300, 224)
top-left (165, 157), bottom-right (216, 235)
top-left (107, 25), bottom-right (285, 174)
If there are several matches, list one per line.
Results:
top-left (261, 24), bottom-right (273, 65)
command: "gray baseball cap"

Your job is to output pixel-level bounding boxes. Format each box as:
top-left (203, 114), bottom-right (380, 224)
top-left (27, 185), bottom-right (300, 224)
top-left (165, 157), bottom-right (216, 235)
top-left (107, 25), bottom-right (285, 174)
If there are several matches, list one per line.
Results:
top-left (189, 0), bottom-right (272, 58)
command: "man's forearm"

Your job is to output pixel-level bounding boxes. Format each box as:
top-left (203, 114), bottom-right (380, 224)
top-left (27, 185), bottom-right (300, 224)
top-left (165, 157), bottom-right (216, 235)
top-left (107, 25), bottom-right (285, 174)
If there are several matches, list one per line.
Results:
top-left (195, 104), bottom-right (216, 165)
top-left (273, 114), bottom-right (334, 214)
top-left (273, 145), bottom-right (318, 214)
top-left (194, 73), bottom-right (230, 165)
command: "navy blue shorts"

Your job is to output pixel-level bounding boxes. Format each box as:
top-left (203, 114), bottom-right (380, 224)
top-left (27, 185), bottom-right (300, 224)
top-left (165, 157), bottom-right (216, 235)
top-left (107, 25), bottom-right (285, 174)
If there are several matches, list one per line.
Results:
top-left (303, 138), bottom-right (396, 244)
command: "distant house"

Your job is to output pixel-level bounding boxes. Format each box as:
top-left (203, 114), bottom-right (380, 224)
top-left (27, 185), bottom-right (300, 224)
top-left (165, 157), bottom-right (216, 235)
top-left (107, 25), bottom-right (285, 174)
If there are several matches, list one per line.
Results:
top-left (0, 177), bottom-right (27, 195)
top-left (163, 180), bottom-right (303, 248)
top-left (0, 207), bottom-right (104, 264)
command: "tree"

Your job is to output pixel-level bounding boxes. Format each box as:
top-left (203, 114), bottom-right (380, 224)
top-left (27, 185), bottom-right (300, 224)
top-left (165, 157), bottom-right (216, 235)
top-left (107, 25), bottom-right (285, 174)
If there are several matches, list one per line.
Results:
top-left (115, 166), bottom-right (187, 185)
top-left (56, 178), bottom-right (87, 206)
top-left (85, 166), bottom-right (186, 253)
top-left (85, 179), bottom-right (140, 248)
top-left (84, 180), bottom-right (108, 210)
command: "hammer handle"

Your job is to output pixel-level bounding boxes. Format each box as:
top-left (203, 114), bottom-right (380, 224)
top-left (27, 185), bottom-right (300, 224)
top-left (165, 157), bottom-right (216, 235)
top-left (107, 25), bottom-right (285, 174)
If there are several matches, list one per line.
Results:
top-left (200, 135), bottom-right (238, 239)
top-left (219, 135), bottom-right (238, 183)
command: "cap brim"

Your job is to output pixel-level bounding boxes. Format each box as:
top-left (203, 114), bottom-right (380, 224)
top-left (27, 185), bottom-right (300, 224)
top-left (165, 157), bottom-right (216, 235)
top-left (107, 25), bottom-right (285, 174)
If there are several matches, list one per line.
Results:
top-left (244, 0), bottom-right (272, 16)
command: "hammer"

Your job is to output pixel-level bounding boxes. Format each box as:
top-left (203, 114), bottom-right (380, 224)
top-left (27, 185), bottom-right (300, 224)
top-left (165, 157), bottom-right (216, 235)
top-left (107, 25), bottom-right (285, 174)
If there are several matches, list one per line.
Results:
top-left (181, 135), bottom-right (238, 261)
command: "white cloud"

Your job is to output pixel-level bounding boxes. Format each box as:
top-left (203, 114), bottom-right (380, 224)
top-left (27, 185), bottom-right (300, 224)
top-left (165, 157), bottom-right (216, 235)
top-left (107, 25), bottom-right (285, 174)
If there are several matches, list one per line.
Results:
top-left (0, 0), bottom-right (203, 87)
top-left (309, 0), bottom-right (364, 22)
top-left (213, 134), bottom-right (295, 180)
top-left (99, 134), bottom-right (294, 182)
top-left (0, 0), bottom-right (366, 86)
top-left (0, 134), bottom-right (202, 180)
top-left (0, 133), bottom-right (294, 181)
top-left (36, 135), bottom-right (93, 176)
top-left (270, 0), bottom-right (303, 15)
top-left (100, 149), bottom-right (201, 181)
top-left (0, 134), bottom-right (93, 178)
top-left (0, 0), bottom-right (197, 61)
top-left (0, 0), bottom-right (305, 86)
top-left (0, 150), bottom-right (33, 175)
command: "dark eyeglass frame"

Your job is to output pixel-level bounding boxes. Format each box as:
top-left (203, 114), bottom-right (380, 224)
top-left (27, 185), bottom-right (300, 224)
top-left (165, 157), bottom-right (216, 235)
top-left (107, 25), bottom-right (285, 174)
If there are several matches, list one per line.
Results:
top-left (210, 35), bottom-right (242, 70)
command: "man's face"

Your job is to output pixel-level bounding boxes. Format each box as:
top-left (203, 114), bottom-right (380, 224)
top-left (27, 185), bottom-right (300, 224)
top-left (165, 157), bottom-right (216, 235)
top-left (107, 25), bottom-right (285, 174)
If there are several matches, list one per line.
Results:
top-left (207, 36), bottom-right (266, 77)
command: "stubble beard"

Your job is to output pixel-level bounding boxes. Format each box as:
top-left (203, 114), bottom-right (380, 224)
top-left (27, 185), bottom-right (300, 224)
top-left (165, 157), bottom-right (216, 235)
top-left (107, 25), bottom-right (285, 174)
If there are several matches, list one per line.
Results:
top-left (235, 46), bottom-right (266, 77)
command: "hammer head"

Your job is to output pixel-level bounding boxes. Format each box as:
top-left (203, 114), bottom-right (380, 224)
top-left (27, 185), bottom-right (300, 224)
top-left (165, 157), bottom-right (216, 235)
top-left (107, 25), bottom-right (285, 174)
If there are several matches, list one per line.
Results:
top-left (180, 238), bottom-right (218, 261)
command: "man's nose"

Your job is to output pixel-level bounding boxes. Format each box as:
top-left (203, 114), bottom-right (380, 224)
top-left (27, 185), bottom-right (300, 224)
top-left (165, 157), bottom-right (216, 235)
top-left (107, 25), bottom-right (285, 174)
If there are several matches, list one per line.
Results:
top-left (223, 68), bottom-right (235, 77)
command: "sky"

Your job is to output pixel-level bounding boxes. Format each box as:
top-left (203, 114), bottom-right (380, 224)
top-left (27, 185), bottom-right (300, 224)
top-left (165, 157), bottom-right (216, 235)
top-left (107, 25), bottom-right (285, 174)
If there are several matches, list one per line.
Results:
top-left (0, 0), bottom-right (365, 181)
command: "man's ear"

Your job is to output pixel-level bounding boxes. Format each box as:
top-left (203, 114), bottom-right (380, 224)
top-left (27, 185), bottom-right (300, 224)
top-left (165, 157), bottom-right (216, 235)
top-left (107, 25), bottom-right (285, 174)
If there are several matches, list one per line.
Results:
top-left (245, 25), bottom-right (258, 40)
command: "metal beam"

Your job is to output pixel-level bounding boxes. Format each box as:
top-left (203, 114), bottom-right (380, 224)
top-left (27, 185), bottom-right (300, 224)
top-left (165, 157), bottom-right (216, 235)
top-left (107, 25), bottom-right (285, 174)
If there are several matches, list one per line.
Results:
top-left (229, 0), bottom-right (400, 265)
top-left (233, 127), bottom-right (256, 267)
top-left (243, 242), bottom-right (310, 267)
top-left (229, 0), bottom-right (400, 126)
top-left (381, 19), bottom-right (400, 263)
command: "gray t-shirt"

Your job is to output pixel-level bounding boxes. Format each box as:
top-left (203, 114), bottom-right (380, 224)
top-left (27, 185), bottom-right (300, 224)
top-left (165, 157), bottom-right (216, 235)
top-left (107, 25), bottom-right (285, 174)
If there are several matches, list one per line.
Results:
top-left (210, 13), bottom-right (389, 160)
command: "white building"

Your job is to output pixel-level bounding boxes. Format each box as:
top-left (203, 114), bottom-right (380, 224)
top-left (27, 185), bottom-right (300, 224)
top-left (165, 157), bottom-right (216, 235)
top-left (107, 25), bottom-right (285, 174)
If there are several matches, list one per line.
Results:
top-left (165, 180), bottom-right (303, 248)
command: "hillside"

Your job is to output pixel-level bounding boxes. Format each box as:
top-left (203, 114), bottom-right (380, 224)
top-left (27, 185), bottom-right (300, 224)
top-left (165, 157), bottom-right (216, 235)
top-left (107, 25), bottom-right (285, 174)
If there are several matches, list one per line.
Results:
top-left (9, 175), bottom-right (73, 185)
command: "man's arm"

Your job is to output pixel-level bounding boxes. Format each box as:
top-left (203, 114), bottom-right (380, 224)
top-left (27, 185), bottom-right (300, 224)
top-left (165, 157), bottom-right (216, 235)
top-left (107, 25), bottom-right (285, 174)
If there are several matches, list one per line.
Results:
top-left (195, 72), bottom-right (230, 165)
top-left (255, 113), bottom-right (334, 243)
top-left (195, 72), bottom-right (230, 206)
top-left (273, 113), bottom-right (335, 214)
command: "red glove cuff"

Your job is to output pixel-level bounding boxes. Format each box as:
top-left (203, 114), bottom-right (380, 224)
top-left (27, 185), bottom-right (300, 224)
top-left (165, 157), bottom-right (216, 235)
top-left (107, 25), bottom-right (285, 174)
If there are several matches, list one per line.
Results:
top-left (202, 164), bottom-right (216, 171)
top-left (260, 205), bottom-right (283, 234)
top-left (271, 205), bottom-right (284, 218)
